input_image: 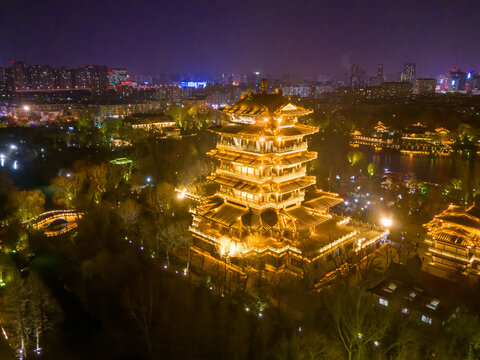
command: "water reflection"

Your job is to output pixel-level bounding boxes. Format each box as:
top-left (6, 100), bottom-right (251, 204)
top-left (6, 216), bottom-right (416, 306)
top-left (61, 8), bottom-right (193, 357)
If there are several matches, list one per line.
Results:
top-left (366, 151), bottom-right (480, 185)
top-left (0, 156), bottom-right (20, 171)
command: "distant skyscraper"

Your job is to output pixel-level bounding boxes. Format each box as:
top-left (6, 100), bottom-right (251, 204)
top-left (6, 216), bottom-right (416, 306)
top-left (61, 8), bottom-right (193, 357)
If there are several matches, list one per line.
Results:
top-left (350, 64), bottom-right (366, 88)
top-left (12, 61), bottom-right (27, 90)
top-left (108, 68), bottom-right (129, 88)
top-left (0, 67), bottom-right (5, 92)
top-left (400, 63), bottom-right (416, 83)
top-left (376, 64), bottom-right (384, 85)
top-left (247, 72), bottom-right (261, 87)
top-left (472, 75), bottom-right (480, 92)
top-left (449, 69), bottom-right (467, 92)
top-left (436, 74), bottom-right (449, 92)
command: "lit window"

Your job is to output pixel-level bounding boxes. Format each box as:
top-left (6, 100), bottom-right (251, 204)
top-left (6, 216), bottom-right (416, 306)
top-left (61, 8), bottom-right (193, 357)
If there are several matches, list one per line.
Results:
top-left (421, 315), bottom-right (432, 324)
top-left (379, 298), bottom-right (388, 307)
top-left (401, 307), bottom-right (410, 315)
top-left (383, 282), bottom-right (398, 293)
top-left (426, 299), bottom-right (440, 310)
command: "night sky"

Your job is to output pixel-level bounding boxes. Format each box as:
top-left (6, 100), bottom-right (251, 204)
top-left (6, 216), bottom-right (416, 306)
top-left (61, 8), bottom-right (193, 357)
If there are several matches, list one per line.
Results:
top-left (1, 0), bottom-right (480, 78)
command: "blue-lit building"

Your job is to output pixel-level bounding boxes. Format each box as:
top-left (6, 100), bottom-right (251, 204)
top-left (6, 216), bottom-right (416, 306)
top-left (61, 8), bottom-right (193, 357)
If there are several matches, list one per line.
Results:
top-left (449, 69), bottom-right (467, 92)
top-left (180, 81), bottom-right (207, 89)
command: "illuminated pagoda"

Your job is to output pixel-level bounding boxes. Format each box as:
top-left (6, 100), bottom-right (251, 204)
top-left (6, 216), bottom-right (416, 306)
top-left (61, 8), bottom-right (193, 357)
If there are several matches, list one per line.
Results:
top-left (189, 80), bottom-right (388, 284)
top-left (423, 202), bottom-right (480, 280)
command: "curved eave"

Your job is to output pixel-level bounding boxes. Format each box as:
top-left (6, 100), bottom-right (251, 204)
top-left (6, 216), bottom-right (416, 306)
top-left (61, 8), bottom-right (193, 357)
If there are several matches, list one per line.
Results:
top-left (207, 149), bottom-right (317, 166)
top-left (209, 124), bottom-right (318, 139)
top-left (275, 109), bottom-right (313, 117)
top-left (208, 173), bottom-right (315, 195)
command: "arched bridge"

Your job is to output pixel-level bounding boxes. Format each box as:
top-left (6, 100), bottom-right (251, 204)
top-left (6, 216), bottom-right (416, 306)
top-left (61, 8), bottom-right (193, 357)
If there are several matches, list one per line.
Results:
top-left (23, 210), bottom-right (84, 237)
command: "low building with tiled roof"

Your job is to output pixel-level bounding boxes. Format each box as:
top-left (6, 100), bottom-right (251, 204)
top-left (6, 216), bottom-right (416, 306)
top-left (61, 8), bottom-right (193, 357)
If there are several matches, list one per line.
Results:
top-left (124, 114), bottom-right (180, 136)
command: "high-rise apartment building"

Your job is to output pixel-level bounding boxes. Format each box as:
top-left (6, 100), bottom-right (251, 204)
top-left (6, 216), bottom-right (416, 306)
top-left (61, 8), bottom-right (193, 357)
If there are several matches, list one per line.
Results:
top-left (376, 63), bottom-right (384, 85)
top-left (400, 63), bottom-right (416, 83)
top-left (57, 67), bottom-right (75, 89)
top-left (108, 68), bottom-right (129, 88)
top-left (12, 61), bottom-right (27, 90)
top-left (74, 65), bottom-right (108, 93)
top-left (0, 67), bottom-right (5, 93)
top-left (75, 67), bottom-right (88, 89)
top-left (436, 75), bottom-right (449, 92)
top-left (27, 65), bottom-right (54, 89)
top-left (350, 64), bottom-right (366, 88)
top-left (472, 75), bottom-right (480, 92)
top-left (449, 69), bottom-right (467, 92)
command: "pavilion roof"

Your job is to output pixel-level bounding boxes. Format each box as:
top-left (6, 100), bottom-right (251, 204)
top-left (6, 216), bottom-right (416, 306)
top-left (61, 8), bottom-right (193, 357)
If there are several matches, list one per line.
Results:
top-left (222, 92), bottom-right (311, 117)
top-left (424, 204), bottom-right (480, 247)
top-left (208, 173), bottom-right (267, 193)
top-left (208, 173), bottom-right (315, 194)
top-left (241, 209), bottom-right (284, 231)
top-left (207, 149), bottom-right (317, 167)
top-left (430, 227), bottom-right (479, 247)
top-left (207, 149), bottom-right (266, 166)
top-left (198, 200), bottom-right (331, 233)
top-left (203, 203), bottom-right (245, 230)
top-left (210, 123), bottom-right (317, 138)
top-left (284, 206), bottom-right (331, 231)
top-left (273, 151), bottom-right (317, 165)
top-left (274, 176), bottom-right (316, 193)
top-left (304, 195), bottom-right (344, 212)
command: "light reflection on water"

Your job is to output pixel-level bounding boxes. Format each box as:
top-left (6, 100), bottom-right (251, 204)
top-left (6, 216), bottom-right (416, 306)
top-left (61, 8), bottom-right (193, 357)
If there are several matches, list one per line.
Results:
top-left (314, 135), bottom-right (480, 188)
top-left (0, 157), bottom-right (21, 171)
top-left (368, 152), bottom-right (479, 185)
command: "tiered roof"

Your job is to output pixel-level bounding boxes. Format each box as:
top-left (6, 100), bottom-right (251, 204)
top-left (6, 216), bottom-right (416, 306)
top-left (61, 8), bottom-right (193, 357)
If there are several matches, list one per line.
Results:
top-left (208, 173), bottom-right (316, 194)
top-left (223, 91), bottom-right (312, 117)
top-left (191, 82), bottom-right (350, 249)
top-left (211, 123), bottom-right (317, 138)
top-left (424, 204), bottom-right (480, 247)
top-left (197, 195), bottom-right (332, 233)
top-left (207, 149), bottom-right (317, 166)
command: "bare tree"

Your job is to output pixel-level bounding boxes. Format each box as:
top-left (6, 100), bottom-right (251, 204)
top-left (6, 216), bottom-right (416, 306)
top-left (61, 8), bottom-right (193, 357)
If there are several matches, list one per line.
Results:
top-left (124, 275), bottom-right (155, 356)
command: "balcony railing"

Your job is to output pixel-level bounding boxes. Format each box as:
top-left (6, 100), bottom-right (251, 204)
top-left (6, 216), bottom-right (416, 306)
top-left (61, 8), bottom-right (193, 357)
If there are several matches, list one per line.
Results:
top-left (216, 168), bottom-right (267, 183)
top-left (216, 168), bottom-right (306, 183)
top-left (272, 169), bottom-right (306, 182)
top-left (217, 142), bottom-right (307, 155)
top-left (218, 193), bottom-right (302, 210)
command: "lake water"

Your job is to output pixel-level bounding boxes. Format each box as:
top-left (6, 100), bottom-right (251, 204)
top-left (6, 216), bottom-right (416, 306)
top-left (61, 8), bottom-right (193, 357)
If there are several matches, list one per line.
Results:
top-left (366, 151), bottom-right (480, 185)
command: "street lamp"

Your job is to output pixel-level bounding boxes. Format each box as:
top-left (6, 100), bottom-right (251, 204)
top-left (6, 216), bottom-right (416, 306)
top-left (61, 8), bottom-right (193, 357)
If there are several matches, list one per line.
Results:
top-left (381, 217), bottom-right (393, 228)
top-left (23, 105), bottom-right (30, 111)
top-left (219, 239), bottom-right (242, 295)
top-left (177, 190), bottom-right (186, 199)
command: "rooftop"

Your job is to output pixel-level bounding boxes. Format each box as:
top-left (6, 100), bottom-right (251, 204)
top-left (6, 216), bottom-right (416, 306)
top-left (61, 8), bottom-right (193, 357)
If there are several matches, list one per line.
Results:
top-left (223, 90), bottom-right (312, 117)
top-left (370, 263), bottom-right (462, 320)
top-left (210, 123), bottom-right (317, 138)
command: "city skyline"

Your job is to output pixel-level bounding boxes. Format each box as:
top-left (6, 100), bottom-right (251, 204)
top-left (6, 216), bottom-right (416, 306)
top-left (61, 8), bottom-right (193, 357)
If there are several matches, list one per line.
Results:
top-left (1, 59), bottom-right (477, 84)
top-left (1, 0), bottom-right (480, 78)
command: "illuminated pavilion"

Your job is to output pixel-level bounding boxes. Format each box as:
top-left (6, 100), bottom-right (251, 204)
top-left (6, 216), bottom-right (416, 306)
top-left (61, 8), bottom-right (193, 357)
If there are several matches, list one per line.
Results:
top-left (189, 80), bottom-right (388, 284)
top-left (423, 203), bottom-right (480, 280)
